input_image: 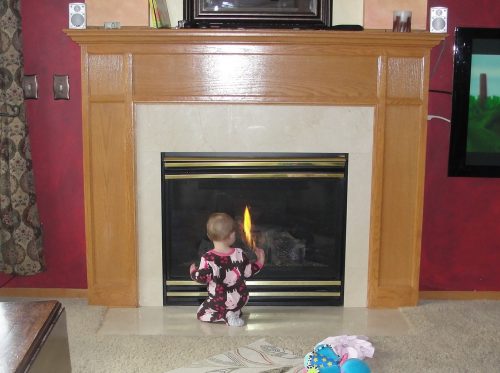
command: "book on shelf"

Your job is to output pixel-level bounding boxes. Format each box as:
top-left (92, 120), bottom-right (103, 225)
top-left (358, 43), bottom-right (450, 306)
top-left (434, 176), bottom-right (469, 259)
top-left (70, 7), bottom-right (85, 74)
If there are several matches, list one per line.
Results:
top-left (149, 0), bottom-right (171, 28)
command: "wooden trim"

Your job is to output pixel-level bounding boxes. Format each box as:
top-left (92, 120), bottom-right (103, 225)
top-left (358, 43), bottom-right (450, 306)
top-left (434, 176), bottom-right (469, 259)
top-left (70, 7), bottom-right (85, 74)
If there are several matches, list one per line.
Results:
top-left (65, 27), bottom-right (444, 47)
top-left (419, 291), bottom-right (500, 301)
top-left (65, 28), bottom-right (444, 308)
top-left (0, 288), bottom-right (88, 298)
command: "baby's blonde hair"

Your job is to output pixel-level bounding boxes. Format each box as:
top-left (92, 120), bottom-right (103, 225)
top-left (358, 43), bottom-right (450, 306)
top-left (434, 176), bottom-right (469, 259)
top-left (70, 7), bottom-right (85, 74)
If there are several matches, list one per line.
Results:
top-left (206, 212), bottom-right (235, 242)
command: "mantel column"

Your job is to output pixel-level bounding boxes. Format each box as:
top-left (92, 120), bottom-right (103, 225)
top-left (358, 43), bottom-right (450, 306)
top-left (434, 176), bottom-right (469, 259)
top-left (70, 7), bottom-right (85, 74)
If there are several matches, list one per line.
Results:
top-left (83, 51), bottom-right (137, 306)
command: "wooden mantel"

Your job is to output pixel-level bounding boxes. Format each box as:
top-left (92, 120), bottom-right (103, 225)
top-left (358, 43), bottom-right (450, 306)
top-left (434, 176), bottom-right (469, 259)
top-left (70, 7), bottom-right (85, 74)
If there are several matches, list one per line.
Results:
top-left (65, 27), bottom-right (444, 307)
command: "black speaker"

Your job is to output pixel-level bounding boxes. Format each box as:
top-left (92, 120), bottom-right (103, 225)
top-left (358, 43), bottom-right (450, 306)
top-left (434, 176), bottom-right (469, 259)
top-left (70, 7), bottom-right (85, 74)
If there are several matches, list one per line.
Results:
top-left (69, 3), bottom-right (86, 29)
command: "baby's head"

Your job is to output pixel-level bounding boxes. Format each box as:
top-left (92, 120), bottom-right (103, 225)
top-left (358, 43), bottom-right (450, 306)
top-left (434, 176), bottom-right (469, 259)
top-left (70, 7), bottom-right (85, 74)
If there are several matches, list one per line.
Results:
top-left (206, 212), bottom-right (235, 242)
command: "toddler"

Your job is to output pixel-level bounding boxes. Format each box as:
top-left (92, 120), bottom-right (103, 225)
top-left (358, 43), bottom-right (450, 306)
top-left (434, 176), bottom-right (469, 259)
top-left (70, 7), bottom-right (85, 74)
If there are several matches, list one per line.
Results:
top-left (190, 212), bottom-right (265, 327)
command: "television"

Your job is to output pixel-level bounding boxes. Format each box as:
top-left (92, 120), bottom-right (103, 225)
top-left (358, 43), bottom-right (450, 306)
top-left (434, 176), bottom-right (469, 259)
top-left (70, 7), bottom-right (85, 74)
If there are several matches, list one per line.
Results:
top-left (449, 27), bottom-right (500, 177)
top-left (183, 0), bottom-right (331, 29)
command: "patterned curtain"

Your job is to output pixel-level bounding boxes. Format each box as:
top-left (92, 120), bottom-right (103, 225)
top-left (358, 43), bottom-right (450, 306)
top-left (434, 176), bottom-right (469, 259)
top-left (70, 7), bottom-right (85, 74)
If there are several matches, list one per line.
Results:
top-left (0, 0), bottom-right (45, 275)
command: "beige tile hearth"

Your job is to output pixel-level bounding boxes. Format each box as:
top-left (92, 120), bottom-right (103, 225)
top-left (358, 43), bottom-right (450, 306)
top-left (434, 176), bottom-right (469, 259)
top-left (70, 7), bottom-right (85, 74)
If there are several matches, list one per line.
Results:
top-left (98, 306), bottom-right (412, 337)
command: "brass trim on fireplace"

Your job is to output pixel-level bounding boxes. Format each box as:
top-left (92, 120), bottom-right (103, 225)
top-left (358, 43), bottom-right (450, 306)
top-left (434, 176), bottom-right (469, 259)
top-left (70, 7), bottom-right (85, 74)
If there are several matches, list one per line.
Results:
top-left (164, 159), bottom-right (346, 168)
top-left (165, 173), bottom-right (344, 180)
top-left (166, 291), bottom-right (341, 297)
top-left (166, 280), bottom-right (341, 286)
top-left (250, 292), bottom-right (341, 297)
top-left (249, 280), bottom-right (341, 286)
top-left (165, 292), bottom-right (209, 297)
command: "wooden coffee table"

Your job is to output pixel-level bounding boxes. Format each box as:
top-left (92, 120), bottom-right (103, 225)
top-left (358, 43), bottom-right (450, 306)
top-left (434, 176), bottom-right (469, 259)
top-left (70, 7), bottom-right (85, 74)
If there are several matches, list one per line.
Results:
top-left (0, 300), bottom-right (72, 372)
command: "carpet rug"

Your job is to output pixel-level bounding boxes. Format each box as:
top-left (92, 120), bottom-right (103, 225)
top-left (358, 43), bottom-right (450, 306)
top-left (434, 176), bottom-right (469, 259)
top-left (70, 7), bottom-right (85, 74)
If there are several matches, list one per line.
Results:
top-left (165, 339), bottom-right (305, 373)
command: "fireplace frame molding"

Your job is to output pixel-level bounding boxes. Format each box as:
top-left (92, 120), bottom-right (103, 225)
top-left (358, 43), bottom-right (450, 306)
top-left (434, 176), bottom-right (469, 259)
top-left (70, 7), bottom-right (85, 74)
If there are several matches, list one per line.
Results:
top-left (65, 28), bottom-right (444, 308)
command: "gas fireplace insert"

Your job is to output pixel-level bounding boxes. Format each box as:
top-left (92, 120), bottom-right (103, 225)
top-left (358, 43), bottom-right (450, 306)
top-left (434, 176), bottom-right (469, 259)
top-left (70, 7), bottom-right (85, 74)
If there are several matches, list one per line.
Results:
top-left (161, 152), bottom-right (348, 305)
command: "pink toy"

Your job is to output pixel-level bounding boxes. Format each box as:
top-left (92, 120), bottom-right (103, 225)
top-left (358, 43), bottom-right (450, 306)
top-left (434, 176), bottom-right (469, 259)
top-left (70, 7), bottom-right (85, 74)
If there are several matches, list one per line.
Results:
top-left (303, 335), bottom-right (374, 373)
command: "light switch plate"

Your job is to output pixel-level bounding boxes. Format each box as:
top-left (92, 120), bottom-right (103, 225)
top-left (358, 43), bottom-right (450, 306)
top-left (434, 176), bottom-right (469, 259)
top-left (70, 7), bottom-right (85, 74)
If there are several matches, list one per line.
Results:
top-left (23, 75), bottom-right (39, 99)
top-left (53, 75), bottom-right (70, 100)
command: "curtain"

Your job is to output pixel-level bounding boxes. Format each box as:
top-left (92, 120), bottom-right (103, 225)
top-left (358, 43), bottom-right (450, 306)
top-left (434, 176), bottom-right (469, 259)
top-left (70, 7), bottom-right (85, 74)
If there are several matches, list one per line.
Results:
top-left (0, 0), bottom-right (45, 275)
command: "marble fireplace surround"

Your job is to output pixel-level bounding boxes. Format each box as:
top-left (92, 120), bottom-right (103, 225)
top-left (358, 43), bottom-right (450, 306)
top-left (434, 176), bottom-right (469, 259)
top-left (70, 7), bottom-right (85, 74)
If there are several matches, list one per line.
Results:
top-left (136, 104), bottom-right (373, 307)
top-left (66, 28), bottom-right (443, 308)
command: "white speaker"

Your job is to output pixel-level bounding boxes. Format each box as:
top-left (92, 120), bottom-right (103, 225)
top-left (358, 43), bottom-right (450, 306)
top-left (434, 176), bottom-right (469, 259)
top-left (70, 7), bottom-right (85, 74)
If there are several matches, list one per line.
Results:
top-left (430, 7), bottom-right (448, 33)
top-left (69, 3), bottom-right (86, 29)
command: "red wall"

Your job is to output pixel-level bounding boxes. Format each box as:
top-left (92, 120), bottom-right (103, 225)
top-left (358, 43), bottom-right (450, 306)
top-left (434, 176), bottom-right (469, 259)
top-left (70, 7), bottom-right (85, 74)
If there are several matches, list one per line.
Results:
top-left (2, 0), bottom-right (499, 292)
top-left (0, 0), bottom-right (86, 288)
top-left (421, 0), bottom-right (500, 290)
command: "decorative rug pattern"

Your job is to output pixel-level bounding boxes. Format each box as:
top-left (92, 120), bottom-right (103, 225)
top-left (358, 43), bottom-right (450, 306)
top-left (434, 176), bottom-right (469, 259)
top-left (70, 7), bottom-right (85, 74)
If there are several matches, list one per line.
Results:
top-left (166, 339), bottom-right (305, 373)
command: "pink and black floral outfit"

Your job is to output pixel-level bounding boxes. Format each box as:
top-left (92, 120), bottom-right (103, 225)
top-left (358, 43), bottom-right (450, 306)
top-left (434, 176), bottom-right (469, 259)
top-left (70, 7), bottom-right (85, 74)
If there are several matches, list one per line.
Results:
top-left (190, 247), bottom-right (263, 324)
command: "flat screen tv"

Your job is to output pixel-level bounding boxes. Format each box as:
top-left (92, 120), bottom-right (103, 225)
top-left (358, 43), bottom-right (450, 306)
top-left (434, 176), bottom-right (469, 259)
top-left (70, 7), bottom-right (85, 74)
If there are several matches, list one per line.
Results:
top-left (449, 27), bottom-right (500, 177)
top-left (183, 0), bottom-right (331, 29)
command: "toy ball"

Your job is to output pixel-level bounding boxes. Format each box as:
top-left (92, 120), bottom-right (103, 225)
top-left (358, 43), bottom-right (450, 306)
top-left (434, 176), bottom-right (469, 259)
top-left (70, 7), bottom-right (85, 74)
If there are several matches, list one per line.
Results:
top-left (340, 358), bottom-right (371, 373)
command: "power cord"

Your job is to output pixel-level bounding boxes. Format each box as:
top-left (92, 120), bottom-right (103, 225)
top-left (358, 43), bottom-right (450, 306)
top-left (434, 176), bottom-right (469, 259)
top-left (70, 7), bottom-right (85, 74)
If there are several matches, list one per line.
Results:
top-left (428, 115), bottom-right (451, 123)
top-left (429, 89), bottom-right (452, 95)
top-left (430, 38), bottom-right (448, 79)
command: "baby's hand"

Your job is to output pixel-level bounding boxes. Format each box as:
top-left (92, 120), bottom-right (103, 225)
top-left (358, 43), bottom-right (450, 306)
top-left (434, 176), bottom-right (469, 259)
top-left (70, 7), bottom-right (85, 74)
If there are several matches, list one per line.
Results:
top-left (254, 247), bottom-right (265, 266)
top-left (189, 263), bottom-right (197, 273)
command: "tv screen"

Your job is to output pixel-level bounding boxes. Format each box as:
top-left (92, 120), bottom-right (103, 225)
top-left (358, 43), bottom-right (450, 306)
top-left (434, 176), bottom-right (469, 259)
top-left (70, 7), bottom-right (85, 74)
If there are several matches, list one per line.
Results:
top-left (449, 27), bottom-right (500, 177)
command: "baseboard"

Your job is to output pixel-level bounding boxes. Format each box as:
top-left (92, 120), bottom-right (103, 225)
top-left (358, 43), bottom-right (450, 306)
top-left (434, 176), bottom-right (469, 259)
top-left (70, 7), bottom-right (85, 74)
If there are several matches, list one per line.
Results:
top-left (420, 291), bottom-right (500, 300)
top-left (0, 288), bottom-right (87, 298)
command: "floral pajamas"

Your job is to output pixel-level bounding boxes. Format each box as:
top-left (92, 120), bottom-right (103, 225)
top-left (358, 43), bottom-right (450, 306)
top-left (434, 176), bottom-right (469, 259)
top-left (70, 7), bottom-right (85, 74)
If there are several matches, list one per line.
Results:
top-left (190, 247), bottom-right (262, 324)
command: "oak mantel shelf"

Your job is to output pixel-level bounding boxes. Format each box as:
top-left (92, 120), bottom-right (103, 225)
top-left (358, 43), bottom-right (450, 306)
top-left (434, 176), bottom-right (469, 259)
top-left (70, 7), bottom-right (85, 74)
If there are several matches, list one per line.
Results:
top-left (65, 27), bottom-right (444, 47)
top-left (66, 27), bottom-right (444, 308)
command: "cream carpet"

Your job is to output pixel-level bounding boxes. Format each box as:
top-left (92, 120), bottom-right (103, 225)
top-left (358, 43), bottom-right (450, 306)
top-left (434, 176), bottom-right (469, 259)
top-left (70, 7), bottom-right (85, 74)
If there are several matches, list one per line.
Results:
top-left (47, 299), bottom-right (500, 372)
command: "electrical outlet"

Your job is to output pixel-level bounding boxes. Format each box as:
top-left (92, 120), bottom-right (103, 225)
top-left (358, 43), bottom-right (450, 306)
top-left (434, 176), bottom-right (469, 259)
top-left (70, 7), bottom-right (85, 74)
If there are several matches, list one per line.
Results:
top-left (23, 75), bottom-right (39, 99)
top-left (53, 75), bottom-right (70, 100)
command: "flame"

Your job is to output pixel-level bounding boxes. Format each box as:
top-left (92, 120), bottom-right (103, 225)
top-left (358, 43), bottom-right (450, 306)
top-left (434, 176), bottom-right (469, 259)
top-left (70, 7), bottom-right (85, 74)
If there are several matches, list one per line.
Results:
top-left (243, 205), bottom-right (253, 249)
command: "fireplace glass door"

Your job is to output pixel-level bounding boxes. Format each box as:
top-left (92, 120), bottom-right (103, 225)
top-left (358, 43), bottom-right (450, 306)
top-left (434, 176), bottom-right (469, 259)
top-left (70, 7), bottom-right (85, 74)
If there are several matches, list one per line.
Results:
top-left (162, 153), bottom-right (348, 305)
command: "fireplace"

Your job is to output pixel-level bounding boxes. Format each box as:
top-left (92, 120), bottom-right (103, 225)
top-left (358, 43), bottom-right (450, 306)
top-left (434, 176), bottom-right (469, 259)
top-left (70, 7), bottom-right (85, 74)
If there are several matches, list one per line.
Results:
top-left (66, 29), bottom-right (444, 307)
top-left (162, 153), bottom-right (347, 305)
